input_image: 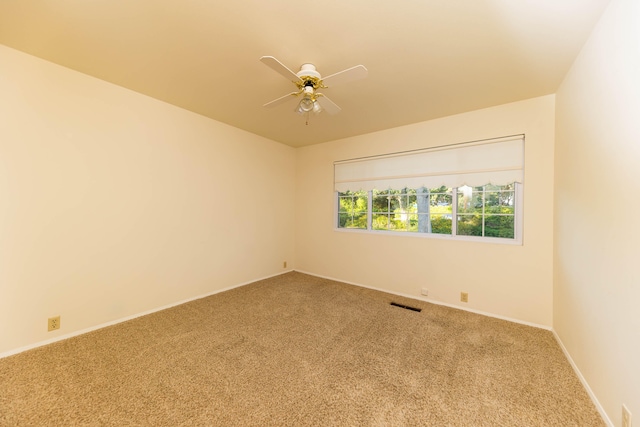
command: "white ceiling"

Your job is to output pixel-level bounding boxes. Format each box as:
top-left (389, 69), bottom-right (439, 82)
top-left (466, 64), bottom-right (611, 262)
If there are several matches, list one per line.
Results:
top-left (0, 0), bottom-right (610, 147)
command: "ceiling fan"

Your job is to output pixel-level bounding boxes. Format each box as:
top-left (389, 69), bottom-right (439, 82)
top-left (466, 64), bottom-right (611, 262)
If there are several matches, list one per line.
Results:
top-left (260, 56), bottom-right (368, 120)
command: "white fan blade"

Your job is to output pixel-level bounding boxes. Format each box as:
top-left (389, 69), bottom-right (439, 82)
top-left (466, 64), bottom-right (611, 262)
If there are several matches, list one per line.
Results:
top-left (322, 65), bottom-right (368, 87)
top-left (263, 92), bottom-right (299, 108)
top-left (316, 95), bottom-right (342, 115)
top-left (260, 56), bottom-right (301, 82)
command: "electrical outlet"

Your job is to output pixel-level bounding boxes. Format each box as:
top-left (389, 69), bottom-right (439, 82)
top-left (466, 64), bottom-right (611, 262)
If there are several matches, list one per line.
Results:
top-left (421, 288), bottom-right (429, 296)
top-left (48, 316), bottom-right (60, 332)
top-left (460, 292), bottom-right (469, 303)
top-left (623, 404), bottom-right (632, 427)
top-left (283, 261), bottom-right (287, 269)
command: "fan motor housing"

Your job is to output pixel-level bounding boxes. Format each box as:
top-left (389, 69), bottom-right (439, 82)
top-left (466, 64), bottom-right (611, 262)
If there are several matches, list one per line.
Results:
top-left (297, 63), bottom-right (321, 79)
top-left (296, 64), bottom-right (323, 90)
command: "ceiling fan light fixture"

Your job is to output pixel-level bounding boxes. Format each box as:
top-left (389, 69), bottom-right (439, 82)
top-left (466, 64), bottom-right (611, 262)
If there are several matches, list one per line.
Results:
top-left (297, 97), bottom-right (315, 114)
top-left (260, 55), bottom-right (367, 119)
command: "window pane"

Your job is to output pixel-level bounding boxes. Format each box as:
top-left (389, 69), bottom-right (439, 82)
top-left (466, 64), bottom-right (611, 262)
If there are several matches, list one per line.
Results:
top-left (338, 212), bottom-right (348, 227)
top-left (339, 191), bottom-right (367, 209)
top-left (485, 215), bottom-right (515, 238)
top-left (484, 184), bottom-right (502, 192)
top-left (372, 190), bottom-right (389, 212)
top-left (416, 189), bottom-right (430, 217)
top-left (408, 214), bottom-right (420, 232)
top-left (430, 185), bottom-right (449, 193)
top-left (485, 187), bottom-right (515, 214)
top-left (412, 213), bottom-right (427, 233)
top-left (392, 216), bottom-right (409, 231)
top-left (458, 190), bottom-right (482, 214)
top-left (430, 215), bottom-right (452, 234)
top-left (372, 214), bottom-right (390, 230)
top-left (389, 194), bottom-right (401, 212)
top-left (428, 186), bottom-right (451, 202)
top-left (338, 191), bottom-right (367, 229)
top-left (431, 194), bottom-right (452, 214)
top-left (339, 213), bottom-right (368, 229)
top-left (457, 214), bottom-right (482, 236)
top-left (485, 191), bottom-right (502, 213)
top-left (499, 191), bottom-right (515, 214)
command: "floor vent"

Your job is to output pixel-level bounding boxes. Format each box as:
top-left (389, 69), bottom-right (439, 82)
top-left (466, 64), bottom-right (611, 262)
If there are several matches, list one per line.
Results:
top-left (390, 302), bottom-right (422, 312)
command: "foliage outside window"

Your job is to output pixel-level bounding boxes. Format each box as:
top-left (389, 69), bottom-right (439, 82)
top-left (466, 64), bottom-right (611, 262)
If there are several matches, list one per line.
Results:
top-left (338, 191), bottom-right (368, 229)
top-left (337, 184), bottom-right (519, 241)
top-left (457, 184), bottom-right (515, 239)
top-left (371, 186), bottom-right (452, 234)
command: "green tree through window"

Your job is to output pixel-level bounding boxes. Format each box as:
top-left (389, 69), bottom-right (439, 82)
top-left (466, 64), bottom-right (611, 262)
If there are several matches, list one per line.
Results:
top-left (457, 184), bottom-right (515, 239)
top-left (338, 191), bottom-right (368, 229)
top-left (337, 183), bottom-right (518, 241)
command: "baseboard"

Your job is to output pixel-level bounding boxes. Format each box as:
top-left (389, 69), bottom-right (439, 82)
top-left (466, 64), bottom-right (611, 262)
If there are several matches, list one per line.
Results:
top-left (294, 269), bottom-right (552, 331)
top-left (0, 270), bottom-right (294, 359)
top-left (552, 330), bottom-right (613, 427)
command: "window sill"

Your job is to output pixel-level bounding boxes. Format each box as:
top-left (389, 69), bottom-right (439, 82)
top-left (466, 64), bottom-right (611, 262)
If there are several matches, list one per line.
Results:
top-left (333, 227), bottom-right (522, 246)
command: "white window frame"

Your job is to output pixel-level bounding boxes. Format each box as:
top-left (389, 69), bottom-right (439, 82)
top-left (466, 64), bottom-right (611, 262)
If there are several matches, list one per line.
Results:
top-left (334, 183), bottom-right (523, 245)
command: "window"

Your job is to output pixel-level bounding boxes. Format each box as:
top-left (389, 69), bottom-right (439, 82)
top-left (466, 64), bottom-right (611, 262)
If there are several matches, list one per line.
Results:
top-left (457, 184), bottom-right (516, 239)
top-left (370, 186), bottom-right (453, 234)
top-left (372, 188), bottom-right (415, 232)
top-left (337, 191), bottom-right (368, 229)
top-left (334, 135), bottom-right (524, 243)
top-left (337, 183), bottom-right (520, 242)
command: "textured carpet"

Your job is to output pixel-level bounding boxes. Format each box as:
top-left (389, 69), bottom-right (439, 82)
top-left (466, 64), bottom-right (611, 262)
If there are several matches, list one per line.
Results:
top-left (0, 272), bottom-right (604, 426)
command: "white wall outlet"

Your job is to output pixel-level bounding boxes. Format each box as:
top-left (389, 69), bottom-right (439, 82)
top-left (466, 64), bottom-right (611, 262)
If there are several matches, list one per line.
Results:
top-left (623, 404), bottom-right (632, 427)
top-left (420, 288), bottom-right (429, 296)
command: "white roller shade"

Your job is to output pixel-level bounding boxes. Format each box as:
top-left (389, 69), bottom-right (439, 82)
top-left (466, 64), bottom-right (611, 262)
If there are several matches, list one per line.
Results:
top-left (334, 135), bottom-right (524, 192)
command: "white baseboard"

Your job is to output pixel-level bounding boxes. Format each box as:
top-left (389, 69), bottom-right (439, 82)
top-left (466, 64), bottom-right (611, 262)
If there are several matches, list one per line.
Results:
top-left (0, 270), bottom-right (293, 359)
top-left (552, 330), bottom-right (613, 427)
top-left (295, 269), bottom-right (552, 331)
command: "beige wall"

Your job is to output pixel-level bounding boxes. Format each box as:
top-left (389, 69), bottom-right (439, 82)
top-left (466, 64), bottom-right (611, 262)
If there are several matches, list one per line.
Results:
top-left (295, 95), bottom-right (556, 327)
top-left (554, 0), bottom-right (640, 423)
top-left (0, 45), bottom-right (296, 355)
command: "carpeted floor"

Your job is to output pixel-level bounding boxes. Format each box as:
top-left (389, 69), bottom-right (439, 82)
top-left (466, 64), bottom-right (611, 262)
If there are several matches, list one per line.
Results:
top-left (0, 272), bottom-right (604, 426)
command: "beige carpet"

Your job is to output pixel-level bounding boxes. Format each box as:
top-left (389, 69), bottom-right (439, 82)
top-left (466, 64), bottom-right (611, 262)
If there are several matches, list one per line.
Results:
top-left (0, 272), bottom-right (604, 426)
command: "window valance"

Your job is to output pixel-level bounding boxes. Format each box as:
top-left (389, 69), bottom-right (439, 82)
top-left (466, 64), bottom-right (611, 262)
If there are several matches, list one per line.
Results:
top-left (334, 135), bottom-right (524, 192)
